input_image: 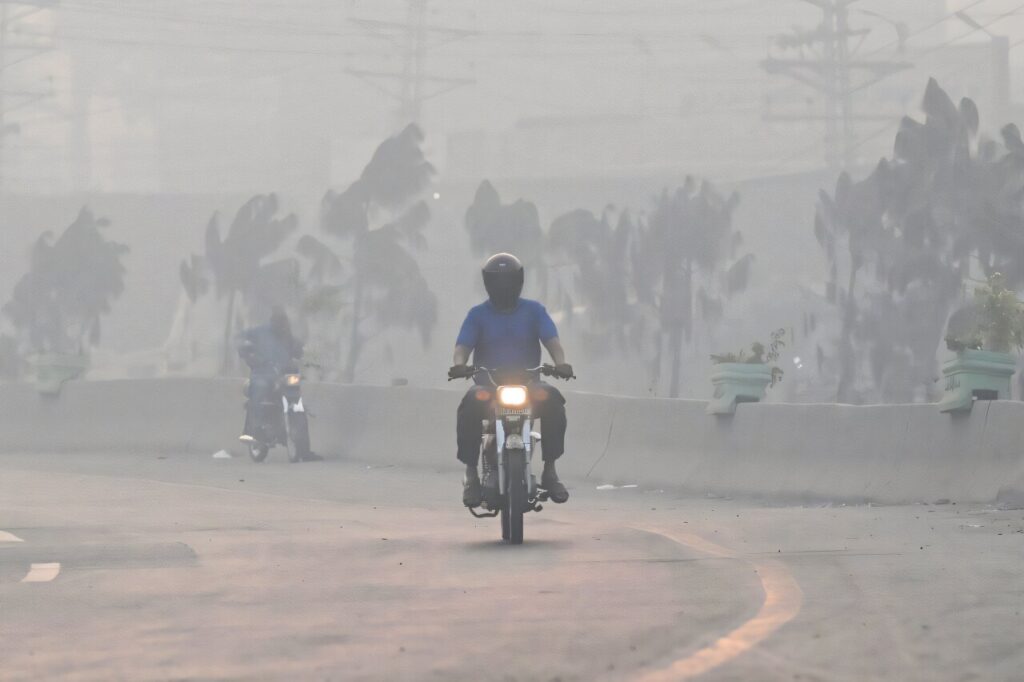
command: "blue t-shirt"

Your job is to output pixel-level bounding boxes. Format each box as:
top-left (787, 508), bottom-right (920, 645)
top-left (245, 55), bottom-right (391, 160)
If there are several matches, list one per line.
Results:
top-left (456, 299), bottom-right (558, 374)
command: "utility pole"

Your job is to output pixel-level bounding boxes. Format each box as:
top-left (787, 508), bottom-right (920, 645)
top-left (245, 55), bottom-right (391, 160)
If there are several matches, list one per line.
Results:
top-left (1, 1), bottom-right (11, 195)
top-left (762, 0), bottom-right (911, 172)
top-left (349, 0), bottom-right (474, 130)
top-left (0, 0), bottom-right (57, 194)
top-left (954, 11), bottom-right (1012, 128)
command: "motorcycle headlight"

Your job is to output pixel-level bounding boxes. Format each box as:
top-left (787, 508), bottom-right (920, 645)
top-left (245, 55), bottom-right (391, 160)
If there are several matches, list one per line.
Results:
top-left (285, 374), bottom-right (301, 386)
top-left (497, 385), bottom-right (527, 407)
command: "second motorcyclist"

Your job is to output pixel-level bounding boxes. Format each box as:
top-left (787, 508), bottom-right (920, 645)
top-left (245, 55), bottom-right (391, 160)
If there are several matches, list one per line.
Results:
top-left (238, 307), bottom-right (321, 461)
top-left (448, 253), bottom-right (574, 507)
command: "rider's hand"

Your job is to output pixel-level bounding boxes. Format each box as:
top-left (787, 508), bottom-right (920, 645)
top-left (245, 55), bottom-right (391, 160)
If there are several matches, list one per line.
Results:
top-left (448, 364), bottom-right (474, 380)
top-left (554, 363), bottom-right (575, 379)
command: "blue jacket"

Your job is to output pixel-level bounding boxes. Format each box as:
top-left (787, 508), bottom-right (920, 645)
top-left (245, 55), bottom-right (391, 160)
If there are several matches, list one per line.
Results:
top-left (238, 324), bottom-right (301, 372)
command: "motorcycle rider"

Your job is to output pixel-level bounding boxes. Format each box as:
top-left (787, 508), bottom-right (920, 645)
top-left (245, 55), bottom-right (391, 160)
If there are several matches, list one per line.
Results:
top-left (448, 253), bottom-right (574, 507)
top-left (238, 307), bottom-right (321, 461)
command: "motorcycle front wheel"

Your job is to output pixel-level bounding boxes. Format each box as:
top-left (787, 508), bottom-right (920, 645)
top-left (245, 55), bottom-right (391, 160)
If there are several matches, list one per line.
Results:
top-left (501, 450), bottom-right (527, 545)
top-left (285, 412), bottom-right (311, 463)
top-left (248, 441), bottom-right (269, 463)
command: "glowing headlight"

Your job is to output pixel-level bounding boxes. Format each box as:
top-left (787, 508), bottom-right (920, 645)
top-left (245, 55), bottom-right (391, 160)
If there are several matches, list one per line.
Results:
top-left (285, 374), bottom-right (301, 386)
top-left (497, 385), bottom-right (527, 407)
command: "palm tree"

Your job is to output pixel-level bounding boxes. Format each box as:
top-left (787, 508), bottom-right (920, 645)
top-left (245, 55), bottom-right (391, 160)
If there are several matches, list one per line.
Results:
top-left (173, 253), bottom-right (211, 365)
top-left (312, 124), bottom-right (438, 382)
top-left (4, 207), bottom-right (129, 356)
top-left (814, 166), bottom-right (886, 402)
top-left (464, 180), bottom-right (547, 296)
top-left (294, 234), bottom-right (346, 378)
top-left (969, 123), bottom-right (1024, 290)
top-left (815, 79), bottom-right (977, 402)
top-left (547, 207), bottom-right (639, 357)
top-left (199, 194), bottom-right (298, 373)
top-left (633, 179), bottom-right (749, 398)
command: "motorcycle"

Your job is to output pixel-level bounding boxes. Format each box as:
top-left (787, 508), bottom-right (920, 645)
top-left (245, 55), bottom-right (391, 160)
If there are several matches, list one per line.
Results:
top-left (241, 366), bottom-right (311, 463)
top-left (453, 364), bottom-right (574, 545)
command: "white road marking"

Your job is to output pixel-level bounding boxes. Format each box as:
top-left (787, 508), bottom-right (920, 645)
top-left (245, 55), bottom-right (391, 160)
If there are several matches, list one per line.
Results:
top-left (2, 530), bottom-right (61, 584)
top-left (21, 563), bottom-right (61, 583)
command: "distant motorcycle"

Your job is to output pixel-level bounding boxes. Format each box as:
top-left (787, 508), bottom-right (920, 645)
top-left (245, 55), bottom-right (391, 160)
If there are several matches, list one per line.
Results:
top-left (452, 364), bottom-right (574, 544)
top-left (240, 366), bottom-right (311, 463)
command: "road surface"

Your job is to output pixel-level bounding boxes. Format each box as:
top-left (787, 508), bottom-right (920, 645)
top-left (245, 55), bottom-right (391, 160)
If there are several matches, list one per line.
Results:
top-left (1, 451), bottom-right (1022, 681)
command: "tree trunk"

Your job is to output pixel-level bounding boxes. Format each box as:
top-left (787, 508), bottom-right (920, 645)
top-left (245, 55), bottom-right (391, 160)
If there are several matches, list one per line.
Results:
top-left (77, 323), bottom-right (88, 356)
top-left (184, 301), bottom-right (194, 362)
top-left (647, 330), bottom-right (663, 396)
top-left (668, 263), bottom-right (692, 399)
top-left (342, 276), bottom-right (364, 383)
top-left (682, 263), bottom-right (694, 343)
top-left (53, 308), bottom-right (68, 355)
top-left (668, 323), bottom-right (683, 399)
top-left (538, 258), bottom-right (550, 304)
top-left (835, 266), bottom-right (859, 403)
top-left (222, 291), bottom-right (236, 375)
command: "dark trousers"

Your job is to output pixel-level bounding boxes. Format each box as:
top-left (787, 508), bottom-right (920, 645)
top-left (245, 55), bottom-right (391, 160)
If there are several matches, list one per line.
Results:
top-left (456, 382), bottom-right (566, 467)
top-left (243, 371), bottom-right (276, 436)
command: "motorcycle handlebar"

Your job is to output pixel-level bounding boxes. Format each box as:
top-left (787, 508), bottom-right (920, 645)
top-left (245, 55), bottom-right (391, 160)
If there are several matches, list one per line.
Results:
top-left (448, 364), bottom-right (575, 382)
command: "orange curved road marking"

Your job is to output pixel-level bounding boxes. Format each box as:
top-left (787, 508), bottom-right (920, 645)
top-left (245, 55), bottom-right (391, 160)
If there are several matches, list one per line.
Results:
top-left (632, 527), bottom-right (803, 681)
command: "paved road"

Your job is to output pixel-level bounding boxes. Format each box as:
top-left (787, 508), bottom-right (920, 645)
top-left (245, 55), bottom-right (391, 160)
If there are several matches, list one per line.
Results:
top-left (1, 451), bottom-right (1022, 681)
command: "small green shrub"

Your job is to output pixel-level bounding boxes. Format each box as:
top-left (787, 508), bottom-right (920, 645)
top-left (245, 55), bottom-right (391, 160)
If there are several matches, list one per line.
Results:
top-left (945, 273), bottom-right (1024, 353)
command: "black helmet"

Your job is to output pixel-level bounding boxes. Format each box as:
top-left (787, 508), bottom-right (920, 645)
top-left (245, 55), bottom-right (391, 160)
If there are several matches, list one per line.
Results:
top-left (482, 253), bottom-right (524, 311)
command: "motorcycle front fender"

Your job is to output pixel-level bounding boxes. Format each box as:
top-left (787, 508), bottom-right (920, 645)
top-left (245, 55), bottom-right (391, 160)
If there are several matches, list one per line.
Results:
top-left (282, 395), bottom-right (305, 413)
top-left (496, 416), bottom-right (534, 497)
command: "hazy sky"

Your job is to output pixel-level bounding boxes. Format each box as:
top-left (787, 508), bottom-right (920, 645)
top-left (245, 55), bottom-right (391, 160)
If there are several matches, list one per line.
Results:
top-left (5, 1), bottom-right (1024, 192)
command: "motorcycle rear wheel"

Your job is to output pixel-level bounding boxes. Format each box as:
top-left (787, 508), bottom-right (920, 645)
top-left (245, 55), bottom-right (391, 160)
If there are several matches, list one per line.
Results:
top-left (501, 450), bottom-right (527, 545)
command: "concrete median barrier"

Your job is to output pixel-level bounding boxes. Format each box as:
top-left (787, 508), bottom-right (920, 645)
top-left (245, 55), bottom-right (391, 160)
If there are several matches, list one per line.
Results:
top-left (1, 379), bottom-right (1023, 505)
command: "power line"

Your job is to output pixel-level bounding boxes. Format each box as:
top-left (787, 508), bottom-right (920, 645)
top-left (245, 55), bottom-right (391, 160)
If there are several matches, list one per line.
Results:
top-left (912, 1), bottom-right (1024, 59)
top-left (762, 0), bottom-right (911, 173)
top-left (766, 0), bottom-right (998, 116)
top-left (28, 29), bottom-right (371, 56)
top-left (52, 0), bottom-right (848, 45)
top-left (857, 0), bottom-right (996, 59)
top-left (761, 115), bottom-right (898, 178)
top-left (348, 0), bottom-right (475, 130)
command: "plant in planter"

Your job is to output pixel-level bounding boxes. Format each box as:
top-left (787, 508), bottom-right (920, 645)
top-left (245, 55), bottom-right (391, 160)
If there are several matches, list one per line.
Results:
top-left (939, 273), bottom-right (1023, 413)
top-left (707, 328), bottom-right (786, 415)
top-left (2, 208), bottom-right (128, 394)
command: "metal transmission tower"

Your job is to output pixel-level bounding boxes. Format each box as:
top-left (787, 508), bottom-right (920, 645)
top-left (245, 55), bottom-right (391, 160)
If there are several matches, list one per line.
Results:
top-left (0, 0), bottom-right (56, 194)
top-left (348, 0), bottom-right (474, 130)
top-left (762, 0), bottom-right (911, 172)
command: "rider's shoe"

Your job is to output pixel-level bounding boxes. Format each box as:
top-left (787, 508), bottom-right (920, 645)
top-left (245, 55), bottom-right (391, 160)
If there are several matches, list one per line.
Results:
top-left (238, 434), bottom-right (255, 443)
top-left (463, 467), bottom-right (483, 508)
top-left (541, 465), bottom-right (569, 504)
top-left (301, 452), bottom-right (324, 462)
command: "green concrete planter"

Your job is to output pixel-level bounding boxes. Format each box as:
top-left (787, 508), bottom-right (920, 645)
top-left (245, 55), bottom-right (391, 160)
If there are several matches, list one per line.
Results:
top-left (33, 353), bottom-right (88, 396)
top-left (707, 362), bottom-right (774, 415)
top-left (937, 349), bottom-right (1016, 414)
